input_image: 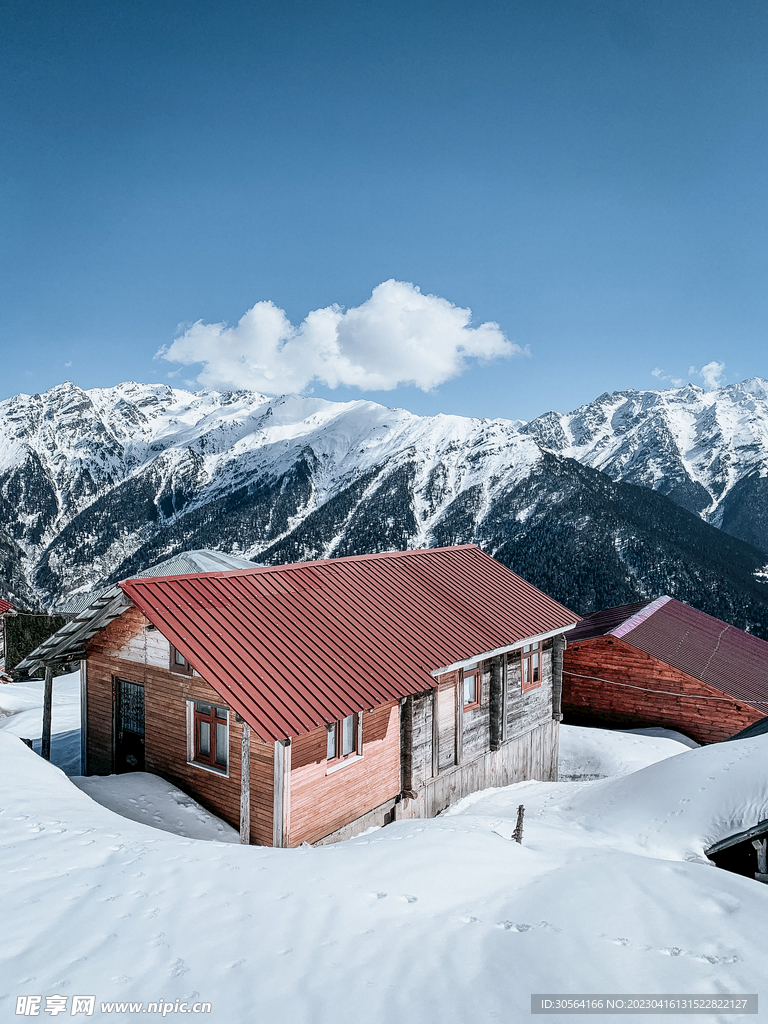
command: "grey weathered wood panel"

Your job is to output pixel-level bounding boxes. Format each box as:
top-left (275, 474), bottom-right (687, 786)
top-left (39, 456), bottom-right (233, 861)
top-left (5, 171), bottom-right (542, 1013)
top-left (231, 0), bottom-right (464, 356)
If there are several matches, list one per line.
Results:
top-left (437, 681), bottom-right (457, 772)
top-left (396, 718), bottom-right (559, 822)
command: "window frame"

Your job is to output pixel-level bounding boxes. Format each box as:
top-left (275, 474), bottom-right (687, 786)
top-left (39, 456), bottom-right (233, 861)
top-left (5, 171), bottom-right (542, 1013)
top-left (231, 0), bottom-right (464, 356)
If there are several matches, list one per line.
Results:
top-left (186, 699), bottom-right (230, 776)
top-left (170, 643), bottom-right (193, 676)
top-left (462, 664), bottom-right (481, 710)
top-left (521, 642), bottom-right (543, 693)
top-left (326, 712), bottom-right (362, 768)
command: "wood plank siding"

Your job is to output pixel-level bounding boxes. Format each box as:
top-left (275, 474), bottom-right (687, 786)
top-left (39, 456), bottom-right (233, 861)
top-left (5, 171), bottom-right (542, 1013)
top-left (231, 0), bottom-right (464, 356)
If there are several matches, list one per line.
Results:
top-left (563, 635), bottom-right (765, 744)
top-left (84, 608), bottom-right (274, 844)
top-left (289, 702), bottom-right (400, 847)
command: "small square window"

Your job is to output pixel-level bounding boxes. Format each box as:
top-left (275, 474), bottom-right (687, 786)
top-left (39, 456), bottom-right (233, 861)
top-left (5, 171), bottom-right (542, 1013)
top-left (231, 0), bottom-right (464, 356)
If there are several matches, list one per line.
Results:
top-left (463, 673), bottom-right (477, 707)
top-left (521, 642), bottom-right (543, 693)
top-left (170, 643), bottom-right (193, 675)
top-left (189, 701), bottom-right (229, 773)
top-left (327, 713), bottom-right (360, 762)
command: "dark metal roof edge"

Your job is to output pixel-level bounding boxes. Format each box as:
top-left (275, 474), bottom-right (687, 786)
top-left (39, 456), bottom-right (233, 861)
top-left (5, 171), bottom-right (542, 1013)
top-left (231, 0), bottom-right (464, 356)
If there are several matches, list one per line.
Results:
top-left (706, 817), bottom-right (768, 856)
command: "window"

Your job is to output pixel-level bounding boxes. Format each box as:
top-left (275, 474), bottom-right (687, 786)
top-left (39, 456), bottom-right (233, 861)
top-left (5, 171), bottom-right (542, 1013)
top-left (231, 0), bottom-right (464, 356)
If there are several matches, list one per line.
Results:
top-left (521, 642), bottom-right (542, 693)
top-left (170, 643), bottom-right (193, 675)
top-left (326, 713), bottom-right (361, 763)
top-left (189, 701), bottom-right (229, 772)
top-left (463, 665), bottom-right (480, 709)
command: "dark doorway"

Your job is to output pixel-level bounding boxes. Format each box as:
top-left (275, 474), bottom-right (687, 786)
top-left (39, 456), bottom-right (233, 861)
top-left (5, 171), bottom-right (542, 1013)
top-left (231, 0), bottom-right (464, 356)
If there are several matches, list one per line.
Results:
top-left (706, 819), bottom-right (768, 884)
top-left (115, 678), bottom-right (145, 772)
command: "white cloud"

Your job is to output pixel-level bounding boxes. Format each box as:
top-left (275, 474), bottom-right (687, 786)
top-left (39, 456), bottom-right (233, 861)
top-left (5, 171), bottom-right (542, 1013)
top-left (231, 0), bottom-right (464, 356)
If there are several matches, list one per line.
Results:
top-left (650, 367), bottom-right (683, 387)
top-left (64, 361), bottom-right (72, 368)
top-left (698, 360), bottom-right (726, 389)
top-left (652, 361), bottom-right (726, 390)
top-left (158, 280), bottom-right (525, 395)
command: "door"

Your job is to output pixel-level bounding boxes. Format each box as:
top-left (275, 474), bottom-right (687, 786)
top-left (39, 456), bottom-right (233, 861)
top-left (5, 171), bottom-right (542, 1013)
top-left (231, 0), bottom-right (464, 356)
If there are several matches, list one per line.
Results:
top-left (437, 681), bottom-right (457, 772)
top-left (115, 678), bottom-right (145, 772)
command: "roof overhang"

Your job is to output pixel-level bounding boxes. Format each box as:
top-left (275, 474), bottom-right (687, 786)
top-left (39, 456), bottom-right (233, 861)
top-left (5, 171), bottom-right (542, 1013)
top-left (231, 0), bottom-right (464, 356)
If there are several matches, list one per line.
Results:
top-left (15, 586), bottom-right (131, 673)
top-left (430, 621), bottom-right (578, 678)
top-left (706, 817), bottom-right (768, 857)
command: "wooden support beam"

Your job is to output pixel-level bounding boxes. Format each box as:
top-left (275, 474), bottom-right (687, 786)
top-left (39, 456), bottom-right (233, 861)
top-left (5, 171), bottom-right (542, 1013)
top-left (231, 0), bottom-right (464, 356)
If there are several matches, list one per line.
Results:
top-left (431, 687), bottom-right (439, 778)
top-left (272, 739), bottom-right (292, 848)
top-left (41, 663), bottom-right (54, 761)
top-left (501, 654), bottom-right (509, 743)
top-left (489, 656), bottom-right (503, 751)
top-left (240, 722), bottom-right (251, 845)
top-left (79, 659), bottom-right (88, 776)
top-left (552, 635), bottom-right (565, 722)
top-left (400, 696), bottom-right (413, 794)
top-left (456, 674), bottom-right (464, 765)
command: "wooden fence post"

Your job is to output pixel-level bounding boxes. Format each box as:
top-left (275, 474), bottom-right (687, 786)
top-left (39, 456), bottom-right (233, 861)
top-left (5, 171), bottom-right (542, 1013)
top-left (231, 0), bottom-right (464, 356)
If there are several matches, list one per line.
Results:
top-left (240, 721), bottom-right (251, 845)
top-left (41, 663), bottom-right (54, 761)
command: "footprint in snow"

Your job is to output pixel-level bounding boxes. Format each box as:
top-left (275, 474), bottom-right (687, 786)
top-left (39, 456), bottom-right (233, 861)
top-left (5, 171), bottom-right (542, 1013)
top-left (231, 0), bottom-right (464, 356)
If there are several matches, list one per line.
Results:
top-left (400, 895), bottom-right (418, 903)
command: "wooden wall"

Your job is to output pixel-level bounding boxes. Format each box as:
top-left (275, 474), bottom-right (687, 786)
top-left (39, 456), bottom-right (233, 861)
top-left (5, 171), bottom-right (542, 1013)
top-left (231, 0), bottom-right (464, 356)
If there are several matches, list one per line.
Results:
top-left (563, 636), bottom-right (765, 744)
top-left (288, 701), bottom-right (400, 847)
top-left (397, 718), bottom-right (558, 820)
top-left (85, 608), bottom-right (275, 845)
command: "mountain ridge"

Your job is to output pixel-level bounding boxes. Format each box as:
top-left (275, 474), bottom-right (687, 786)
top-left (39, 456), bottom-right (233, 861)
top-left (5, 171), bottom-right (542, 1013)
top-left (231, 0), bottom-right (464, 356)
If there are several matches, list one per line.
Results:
top-left (1, 378), bottom-right (767, 637)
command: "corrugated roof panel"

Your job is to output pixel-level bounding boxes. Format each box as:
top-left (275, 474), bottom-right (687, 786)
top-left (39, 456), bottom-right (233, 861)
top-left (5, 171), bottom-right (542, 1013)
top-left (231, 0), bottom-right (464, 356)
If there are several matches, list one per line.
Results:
top-left (121, 544), bottom-right (579, 742)
top-left (621, 599), bottom-right (768, 710)
top-left (0, 598), bottom-right (14, 615)
top-left (567, 600), bottom-right (652, 643)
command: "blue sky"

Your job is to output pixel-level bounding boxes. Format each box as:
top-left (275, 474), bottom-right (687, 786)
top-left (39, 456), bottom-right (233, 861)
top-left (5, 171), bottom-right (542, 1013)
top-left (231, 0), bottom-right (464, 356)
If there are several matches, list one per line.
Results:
top-left (2, 0), bottom-right (767, 421)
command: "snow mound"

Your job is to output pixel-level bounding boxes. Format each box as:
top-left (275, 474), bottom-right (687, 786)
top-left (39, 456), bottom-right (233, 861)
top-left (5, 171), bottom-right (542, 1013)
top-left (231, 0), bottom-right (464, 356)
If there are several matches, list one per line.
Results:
top-left (72, 773), bottom-right (239, 843)
top-left (558, 724), bottom-right (692, 780)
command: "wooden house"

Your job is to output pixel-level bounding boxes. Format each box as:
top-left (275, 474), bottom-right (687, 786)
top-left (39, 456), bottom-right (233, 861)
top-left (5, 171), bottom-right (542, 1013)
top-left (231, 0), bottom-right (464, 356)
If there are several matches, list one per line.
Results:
top-left (562, 596), bottom-right (768, 744)
top-left (19, 545), bottom-right (578, 847)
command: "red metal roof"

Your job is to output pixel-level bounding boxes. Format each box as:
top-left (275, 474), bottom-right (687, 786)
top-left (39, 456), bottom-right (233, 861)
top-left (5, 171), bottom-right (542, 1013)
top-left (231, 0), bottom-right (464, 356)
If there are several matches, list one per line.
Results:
top-left (0, 598), bottom-right (14, 615)
top-left (120, 544), bottom-right (579, 742)
top-left (567, 599), bottom-right (652, 643)
top-left (572, 596), bottom-right (768, 712)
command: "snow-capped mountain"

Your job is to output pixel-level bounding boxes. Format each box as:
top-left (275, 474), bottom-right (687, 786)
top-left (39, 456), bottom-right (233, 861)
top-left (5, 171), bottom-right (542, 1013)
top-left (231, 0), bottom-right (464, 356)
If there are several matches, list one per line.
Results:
top-left (1, 379), bottom-right (768, 635)
top-left (524, 378), bottom-right (768, 551)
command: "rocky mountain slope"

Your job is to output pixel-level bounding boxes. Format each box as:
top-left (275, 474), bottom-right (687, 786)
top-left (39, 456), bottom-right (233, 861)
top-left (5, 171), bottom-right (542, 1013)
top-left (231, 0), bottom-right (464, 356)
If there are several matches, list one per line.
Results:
top-left (1, 379), bottom-right (767, 636)
top-left (524, 378), bottom-right (768, 551)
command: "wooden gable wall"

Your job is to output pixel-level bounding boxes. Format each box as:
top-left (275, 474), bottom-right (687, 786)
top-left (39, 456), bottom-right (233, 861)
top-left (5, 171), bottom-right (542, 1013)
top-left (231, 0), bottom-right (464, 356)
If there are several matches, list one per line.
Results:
top-left (562, 635), bottom-right (765, 743)
top-left (84, 607), bottom-right (274, 844)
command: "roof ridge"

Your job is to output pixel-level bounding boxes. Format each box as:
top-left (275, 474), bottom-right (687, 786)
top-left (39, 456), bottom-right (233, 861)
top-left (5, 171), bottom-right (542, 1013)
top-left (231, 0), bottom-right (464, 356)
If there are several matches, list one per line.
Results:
top-left (120, 544), bottom-right (482, 586)
top-left (612, 595), bottom-right (672, 638)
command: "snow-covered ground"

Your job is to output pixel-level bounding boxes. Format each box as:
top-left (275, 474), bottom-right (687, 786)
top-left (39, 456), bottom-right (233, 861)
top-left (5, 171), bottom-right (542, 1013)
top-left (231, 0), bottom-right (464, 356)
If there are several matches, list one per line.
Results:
top-left (71, 774), bottom-right (239, 843)
top-left (0, 670), bottom-right (81, 774)
top-left (1, 724), bottom-right (766, 1022)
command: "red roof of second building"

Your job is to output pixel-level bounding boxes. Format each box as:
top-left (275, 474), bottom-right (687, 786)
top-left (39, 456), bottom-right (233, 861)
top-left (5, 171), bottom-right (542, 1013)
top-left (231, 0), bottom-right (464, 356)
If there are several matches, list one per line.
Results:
top-left (120, 544), bottom-right (578, 742)
top-left (571, 596), bottom-right (768, 711)
top-left (0, 598), bottom-right (14, 615)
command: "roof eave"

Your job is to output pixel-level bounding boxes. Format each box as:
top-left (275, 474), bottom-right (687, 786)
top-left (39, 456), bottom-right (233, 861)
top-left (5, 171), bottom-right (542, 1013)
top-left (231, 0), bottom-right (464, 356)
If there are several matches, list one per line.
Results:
top-left (430, 622), bottom-right (578, 678)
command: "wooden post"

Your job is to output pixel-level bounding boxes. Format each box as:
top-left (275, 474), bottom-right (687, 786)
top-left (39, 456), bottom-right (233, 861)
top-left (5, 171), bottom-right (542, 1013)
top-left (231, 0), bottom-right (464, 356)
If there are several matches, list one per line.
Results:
top-left (400, 696), bottom-right (413, 795)
top-left (513, 804), bottom-right (525, 844)
top-left (272, 739), bottom-right (291, 848)
top-left (552, 635), bottom-right (565, 722)
top-left (431, 687), bottom-right (439, 778)
top-left (489, 656), bottom-right (503, 751)
top-left (79, 659), bottom-right (88, 776)
top-left (41, 663), bottom-right (54, 761)
top-left (753, 838), bottom-right (768, 881)
top-left (456, 674), bottom-right (464, 765)
top-left (501, 654), bottom-right (509, 742)
top-left (240, 721), bottom-right (251, 845)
